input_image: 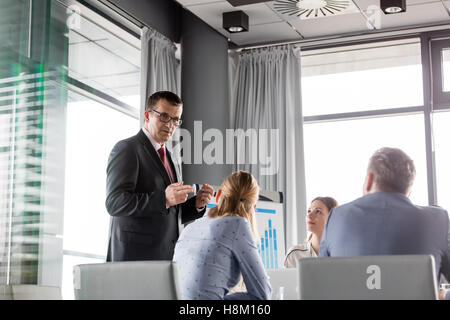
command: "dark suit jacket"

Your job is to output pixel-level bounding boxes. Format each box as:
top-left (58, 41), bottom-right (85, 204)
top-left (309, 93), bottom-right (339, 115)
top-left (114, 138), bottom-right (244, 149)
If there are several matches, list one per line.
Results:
top-left (319, 192), bottom-right (450, 282)
top-left (105, 129), bottom-right (204, 261)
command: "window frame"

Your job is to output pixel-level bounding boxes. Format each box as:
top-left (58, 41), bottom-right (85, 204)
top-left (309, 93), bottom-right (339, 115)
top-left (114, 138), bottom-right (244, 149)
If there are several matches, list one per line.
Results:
top-left (430, 37), bottom-right (450, 110)
top-left (300, 32), bottom-right (450, 207)
top-left (56, 0), bottom-right (141, 273)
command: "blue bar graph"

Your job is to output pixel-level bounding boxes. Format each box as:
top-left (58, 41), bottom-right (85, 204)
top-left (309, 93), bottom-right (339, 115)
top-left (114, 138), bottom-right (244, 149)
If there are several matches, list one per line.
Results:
top-left (268, 220), bottom-right (273, 269)
top-left (259, 238), bottom-right (265, 267)
top-left (206, 204), bottom-right (276, 215)
top-left (264, 230), bottom-right (269, 267)
top-left (273, 229), bottom-right (278, 268)
top-left (258, 219), bottom-right (279, 269)
top-left (206, 203), bottom-right (282, 269)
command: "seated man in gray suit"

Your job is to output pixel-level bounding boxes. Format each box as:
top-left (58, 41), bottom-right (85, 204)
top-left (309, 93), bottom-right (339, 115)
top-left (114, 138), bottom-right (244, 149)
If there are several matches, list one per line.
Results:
top-left (319, 147), bottom-right (450, 300)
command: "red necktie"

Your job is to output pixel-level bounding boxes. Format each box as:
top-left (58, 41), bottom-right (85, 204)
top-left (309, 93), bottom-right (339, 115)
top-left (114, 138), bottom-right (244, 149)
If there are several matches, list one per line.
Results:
top-left (157, 146), bottom-right (173, 182)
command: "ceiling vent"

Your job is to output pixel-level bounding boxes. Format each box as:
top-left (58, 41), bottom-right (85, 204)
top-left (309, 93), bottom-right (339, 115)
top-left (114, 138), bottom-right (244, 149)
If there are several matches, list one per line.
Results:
top-left (271, 0), bottom-right (359, 19)
top-left (227, 0), bottom-right (272, 6)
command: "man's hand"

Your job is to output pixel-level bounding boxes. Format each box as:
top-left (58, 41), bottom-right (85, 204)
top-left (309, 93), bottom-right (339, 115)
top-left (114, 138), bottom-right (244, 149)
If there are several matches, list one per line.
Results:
top-left (195, 184), bottom-right (214, 210)
top-left (439, 288), bottom-right (449, 300)
top-left (165, 182), bottom-right (194, 208)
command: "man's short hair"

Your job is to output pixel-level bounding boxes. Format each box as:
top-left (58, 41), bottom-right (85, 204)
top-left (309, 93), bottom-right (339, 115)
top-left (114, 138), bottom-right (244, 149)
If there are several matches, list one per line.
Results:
top-left (367, 147), bottom-right (416, 194)
top-left (146, 91), bottom-right (182, 111)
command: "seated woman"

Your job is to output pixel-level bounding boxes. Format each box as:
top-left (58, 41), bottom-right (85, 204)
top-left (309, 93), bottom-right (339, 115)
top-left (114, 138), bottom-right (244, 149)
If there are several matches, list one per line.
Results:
top-left (173, 171), bottom-right (272, 300)
top-left (284, 196), bottom-right (338, 268)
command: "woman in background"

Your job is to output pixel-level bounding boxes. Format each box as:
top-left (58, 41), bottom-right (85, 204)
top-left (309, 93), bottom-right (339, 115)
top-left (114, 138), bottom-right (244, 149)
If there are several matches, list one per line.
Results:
top-left (284, 196), bottom-right (338, 268)
top-left (173, 171), bottom-right (271, 300)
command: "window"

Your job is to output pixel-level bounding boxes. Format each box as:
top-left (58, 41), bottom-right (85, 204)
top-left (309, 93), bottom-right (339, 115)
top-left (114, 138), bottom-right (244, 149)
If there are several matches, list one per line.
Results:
top-left (302, 38), bottom-right (428, 208)
top-left (62, 91), bottom-right (138, 299)
top-left (301, 39), bottom-right (423, 116)
top-left (63, 91), bottom-right (138, 256)
top-left (431, 38), bottom-right (450, 108)
top-left (303, 114), bottom-right (427, 206)
top-left (430, 37), bottom-right (450, 210)
top-left (1, 0), bottom-right (140, 297)
top-left (442, 49), bottom-right (450, 92)
top-left (433, 111), bottom-right (450, 212)
top-left (0, 68), bottom-right (62, 286)
top-left (60, 2), bottom-right (141, 299)
top-left (431, 38), bottom-right (450, 213)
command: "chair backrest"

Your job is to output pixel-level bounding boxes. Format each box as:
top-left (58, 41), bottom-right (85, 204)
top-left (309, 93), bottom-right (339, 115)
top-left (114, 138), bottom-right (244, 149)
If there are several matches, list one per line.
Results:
top-left (0, 285), bottom-right (61, 300)
top-left (11, 285), bottom-right (62, 300)
top-left (0, 285), bottom-right (12, 300)
top-left (73, 261), bottom-right (180, 300)
top-left (297, 255), bottom-right (438, 300)
top-left (266, 268), bottom-right (298, 300)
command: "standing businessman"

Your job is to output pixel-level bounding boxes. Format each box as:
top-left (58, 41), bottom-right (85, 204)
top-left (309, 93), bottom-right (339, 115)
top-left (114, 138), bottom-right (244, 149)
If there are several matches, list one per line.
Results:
top-left (106, 91), bottom-right (214, 261)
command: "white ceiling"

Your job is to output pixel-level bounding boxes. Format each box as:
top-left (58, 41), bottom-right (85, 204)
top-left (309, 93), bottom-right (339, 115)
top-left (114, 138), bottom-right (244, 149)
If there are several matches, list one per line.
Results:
top-left (176, 0), bottom-right (450, 46)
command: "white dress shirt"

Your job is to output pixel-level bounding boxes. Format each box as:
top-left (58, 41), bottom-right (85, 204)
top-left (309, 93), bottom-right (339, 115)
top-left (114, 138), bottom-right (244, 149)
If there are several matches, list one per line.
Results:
top-left (141, 127), bottom-right (202, 233)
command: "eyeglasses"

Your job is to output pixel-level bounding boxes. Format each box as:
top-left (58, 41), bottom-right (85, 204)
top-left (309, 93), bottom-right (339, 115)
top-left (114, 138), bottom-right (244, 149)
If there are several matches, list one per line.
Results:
top-left (150, 109), bottom-right (182, 127)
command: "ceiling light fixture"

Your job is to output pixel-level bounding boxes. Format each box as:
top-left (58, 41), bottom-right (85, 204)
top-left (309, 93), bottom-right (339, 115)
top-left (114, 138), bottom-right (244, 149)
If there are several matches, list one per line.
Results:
top-left (228, 26), bottom-right (244, 32)
top-left (223, 10), bottom-right (249, 33)
top-left (380, 0), bottom-right (406, 14)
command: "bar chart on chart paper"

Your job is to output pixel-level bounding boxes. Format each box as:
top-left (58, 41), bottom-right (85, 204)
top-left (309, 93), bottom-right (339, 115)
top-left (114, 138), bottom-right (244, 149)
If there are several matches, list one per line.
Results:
top-left (258, 218), bottom-right (279, 269)
top-left (255, 201), bottom-right (285, 270)
top-left (206, 199), bottom-right (285, 270)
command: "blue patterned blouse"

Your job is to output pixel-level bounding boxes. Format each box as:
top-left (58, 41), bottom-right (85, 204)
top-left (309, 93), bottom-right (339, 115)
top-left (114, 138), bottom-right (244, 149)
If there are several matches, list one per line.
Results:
top-left (173, 215), bottom-right (272, 300)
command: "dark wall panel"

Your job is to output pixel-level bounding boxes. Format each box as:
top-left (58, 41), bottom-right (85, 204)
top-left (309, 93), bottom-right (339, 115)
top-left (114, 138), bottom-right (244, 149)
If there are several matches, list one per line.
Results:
top-left (107, 0), bottom-right (181, 42)
top-left (180, 10), bottom-right (232, 186)
top-left (104, 1), bottom-right (232, 186)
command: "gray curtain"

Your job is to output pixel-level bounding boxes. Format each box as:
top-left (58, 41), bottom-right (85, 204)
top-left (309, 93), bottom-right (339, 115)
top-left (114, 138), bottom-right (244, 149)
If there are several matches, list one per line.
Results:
top-left (140, 27), bottom-right (179, 126)
top-left (231, 44), bottom-right (307, 247)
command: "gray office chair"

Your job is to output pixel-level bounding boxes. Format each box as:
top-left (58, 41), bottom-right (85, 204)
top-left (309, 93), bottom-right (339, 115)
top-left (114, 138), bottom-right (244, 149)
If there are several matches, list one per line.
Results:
top-left (11, 285), bottom-right (62, 300)
top-left (0, 285), bottom-right (12, 300)
top-left (73, 260), bottom-right (181, 300)
top-left (0, 285), bottom-right (61, 300)
top-left (266, 268), bottom-right (299, 300)
top-left (297, 255), bottom-right (438, 300)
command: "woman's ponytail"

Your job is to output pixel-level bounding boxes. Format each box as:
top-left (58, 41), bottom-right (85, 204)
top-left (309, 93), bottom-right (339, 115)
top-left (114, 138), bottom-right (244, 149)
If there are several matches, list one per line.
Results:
top-left (207, 171), bottom-right (259, 240)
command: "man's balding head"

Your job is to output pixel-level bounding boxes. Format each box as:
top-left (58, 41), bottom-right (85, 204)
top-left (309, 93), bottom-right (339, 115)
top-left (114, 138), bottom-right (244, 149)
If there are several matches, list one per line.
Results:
top-left (365, 147), bottom-right (416, 195)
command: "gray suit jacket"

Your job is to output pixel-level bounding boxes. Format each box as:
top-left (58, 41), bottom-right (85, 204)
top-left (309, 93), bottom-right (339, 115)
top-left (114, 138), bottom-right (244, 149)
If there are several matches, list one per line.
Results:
top-left (319, 192), bottom-right (450, 281)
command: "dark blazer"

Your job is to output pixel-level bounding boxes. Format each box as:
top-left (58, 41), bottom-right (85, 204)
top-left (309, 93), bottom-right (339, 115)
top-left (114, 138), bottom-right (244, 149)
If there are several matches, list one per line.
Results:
top-left (105, 129), bottom-right (204, 261)
top-left (319, 192), bottom-right (450, 282)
